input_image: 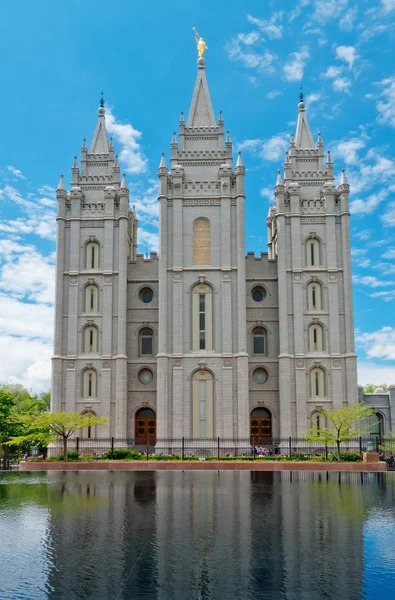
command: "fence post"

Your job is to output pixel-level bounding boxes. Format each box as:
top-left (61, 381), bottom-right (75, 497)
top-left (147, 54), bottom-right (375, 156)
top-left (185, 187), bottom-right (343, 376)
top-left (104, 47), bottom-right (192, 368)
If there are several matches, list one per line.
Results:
top-left (359, 436), bottom-right (362, 456)
top-left (252, 437), bottom-right (255, 460)
top-left (325, 445), bottom-right (328, 460)
top-left (182, 437), bottom-right (185, 461)
top-left (146, 436), bottom-right (149, 460)
top-left (111, 437), bottom-right (114, 459)
top-left (76, 437), bottom-right (79, 455)
top-left (288, 437), bottom-right (292, 459)
top-left (217, 437), bottom-right (220, 461)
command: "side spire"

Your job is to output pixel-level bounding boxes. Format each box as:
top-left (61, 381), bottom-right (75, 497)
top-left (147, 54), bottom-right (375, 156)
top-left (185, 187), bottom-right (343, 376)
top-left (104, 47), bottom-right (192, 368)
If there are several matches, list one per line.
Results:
top-left (187, 57), bottom-right (216, 127)
top-left (295, 90), bottom-right (314, 149)
top-left (90, 92), bottom-right (109, 154)
top-left (57, 174), bottom-right (65, 191)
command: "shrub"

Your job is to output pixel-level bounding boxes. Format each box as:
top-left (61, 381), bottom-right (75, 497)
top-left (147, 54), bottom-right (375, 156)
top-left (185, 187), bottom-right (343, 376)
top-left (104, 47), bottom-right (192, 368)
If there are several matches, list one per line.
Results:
top-left (101, 448), bottom-right (143, 460)
top-left (329, 452), bottom-right (362, 462)
top-left (67, 451), bottom-right (80, 461)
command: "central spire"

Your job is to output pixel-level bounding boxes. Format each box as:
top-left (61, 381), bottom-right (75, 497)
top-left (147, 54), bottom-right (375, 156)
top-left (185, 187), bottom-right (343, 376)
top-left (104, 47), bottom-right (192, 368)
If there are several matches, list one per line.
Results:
top-left (187, 58), bottom-right (216, 127)
top-left (90, 92), bottom-right (109, 154)
top-left (295, 93), bottom-right (314, 149)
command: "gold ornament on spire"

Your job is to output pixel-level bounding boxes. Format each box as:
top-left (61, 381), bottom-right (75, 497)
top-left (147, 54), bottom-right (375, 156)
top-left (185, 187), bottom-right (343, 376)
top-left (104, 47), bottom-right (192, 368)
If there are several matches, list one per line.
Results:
top-left (192, 27), bottom-right (208, 58)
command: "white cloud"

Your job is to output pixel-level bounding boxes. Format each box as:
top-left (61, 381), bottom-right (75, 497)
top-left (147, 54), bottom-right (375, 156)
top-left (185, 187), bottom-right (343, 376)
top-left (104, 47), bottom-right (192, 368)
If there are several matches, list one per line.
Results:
top-left (305, 93), bottom-right (321, 107)
top-left (335, 45), bottom-right (358, 69)
top-left (382, 248), bottom-right (395, 259)
top-left (260, 134), bottom-right (289, 161)
top-left (381, 201), bottom-right (395, 227)
top-left (283, 46), bottom-right (310, 81)
top-left (333, 77), bottom-right (352, 93)
top-left (225, 35), bottom-right (277, 72)
top-left (105, 108), bottom-right (148, 175)
top-left (0, 185), bottom-right (56, 240)
top-left (0, 293), bottom-right (54, 340)
top-left (0, 335), bottom-right (53, 392)
top-left (381, 0), bottom-right (395, 12)
top-left (357, 361), bottom-right (395, 385)
top-left (376, 76), bottom-right (395, 127)
top-left (311, 0), bottom-right (348, 23)
top-left (247, 13), bottom-right (284, 39)
top-left (358, 259), bottom-right (371, 269)
top-left (339, 6), bottom-right (358, 30)
top-left (237, 139), bottom-right (262, 152)
top-left (7, 165), bottom-right (26, 180)
top-left (353, 275), bottom-right (394, 288)
top-left (266, 90), bottom-right (282, 99)
top-left (323, 66), bottom-right (343, 78)
top-left (236, 32), bottom-right (260, 45)
top-left (137, 228), bottom-right (159, 253)
top-left (336, 137), bottom-right (366, 164)
top-left (354, 230), bottom-right (372, 241)
top-left (260, 187), bottom-right (274, 199)
top-left (350, 190), bottom-right (388, 215)
top-left (357, 327), bottom-right (395, 361)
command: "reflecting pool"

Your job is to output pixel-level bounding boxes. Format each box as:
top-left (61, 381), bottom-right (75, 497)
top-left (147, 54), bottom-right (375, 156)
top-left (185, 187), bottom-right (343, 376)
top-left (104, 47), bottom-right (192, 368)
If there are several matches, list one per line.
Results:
top-left (0, 471), bottom-right (395, 599)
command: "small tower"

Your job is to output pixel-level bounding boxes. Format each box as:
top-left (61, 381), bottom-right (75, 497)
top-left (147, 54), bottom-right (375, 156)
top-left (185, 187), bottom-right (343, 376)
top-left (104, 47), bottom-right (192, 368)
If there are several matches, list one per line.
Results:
top-left (51, 96), bottom-right (135, 439)
top-left (270, 92), bottom-right (358, 437)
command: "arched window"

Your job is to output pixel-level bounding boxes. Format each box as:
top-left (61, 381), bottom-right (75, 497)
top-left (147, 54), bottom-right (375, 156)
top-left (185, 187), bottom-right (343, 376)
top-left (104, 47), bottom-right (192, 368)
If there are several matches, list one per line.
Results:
top-left (192, 283), bottom-right (213, 351)
top-left (193, 217), bottom-right (210, 265)
top-left (250, 408), bottom-right (272, 442)
top-left (139, 328), bottom-right (154, 356)
top-left (309, 323), bottom-right (324, 352)
top-left (311, 367), bottom-right (325, 398)
top-left (252, 328), bottom-right (267, 355)
top-left (82, 368), bottom-right (97, 399)
top-left (85, 241), bottom-right (100, 270)
top-left (135, 407), bottom-right (156, 443)
top-left (311, 411), bottom-right (325, 434)
top-left (83, 325), bottom-right (98, 354)
top-left (85, 284), bottom-right (99, 313)
top-left (192, 370), bottom-right (214, 438)
top-left (307, 281), bottom-right (322, 311)
top-left (80, 410), bottom-right (97, 440)
top-left (306, 237), bottom-right (321, 267)
top-left (369, 413), bottom-right (384, 437)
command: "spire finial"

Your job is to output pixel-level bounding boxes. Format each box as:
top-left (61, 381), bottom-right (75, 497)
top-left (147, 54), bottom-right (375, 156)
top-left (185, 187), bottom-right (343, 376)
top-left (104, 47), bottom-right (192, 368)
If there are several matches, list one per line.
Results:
top-left (299, 85), bottom-right (304, 103)
top-left (100, 90), bottom-right (104, 108)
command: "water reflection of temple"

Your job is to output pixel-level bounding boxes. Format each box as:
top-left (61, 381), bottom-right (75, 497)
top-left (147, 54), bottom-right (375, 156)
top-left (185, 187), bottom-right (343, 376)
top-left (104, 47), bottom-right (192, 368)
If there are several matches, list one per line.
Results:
top-left (44, 472), bottom-right (394, 599)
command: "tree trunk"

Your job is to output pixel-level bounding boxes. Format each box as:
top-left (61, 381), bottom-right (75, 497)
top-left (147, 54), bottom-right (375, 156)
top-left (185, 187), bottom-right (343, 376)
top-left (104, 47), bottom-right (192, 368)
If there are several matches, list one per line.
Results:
top-left (63, 437), bottom-right (68, 460)
top-left (336, 440), bottom-right (341, 461)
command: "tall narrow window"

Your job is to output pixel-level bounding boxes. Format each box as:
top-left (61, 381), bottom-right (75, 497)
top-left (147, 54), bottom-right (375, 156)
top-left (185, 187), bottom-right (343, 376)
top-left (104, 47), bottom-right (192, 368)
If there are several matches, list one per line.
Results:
top-left (192, 283), bottom-right (213, 351)
top-left (85, 284), bottom-right (99, 313)
top-left (81, 410), bottom-right (97, 439)
top-left (307, 281), bottom-right (322, 310)
top-left (252, 328), bottom-right (267, 355)
top-left (306, 238), bottom-right (321, 267)
top-left (86, 241), bottom-right (100, 270)
top-left (84, 325), bottom-right (98, 354)
top-left (139, 328), bottom-right (153, 356)
top-left (309, 323), bottom-right (324, 352)
top-left (311, 411), bottom-right (325, 435)
top-left (311, 368), bottom-right (325, 398)
top-left (193, 217), bottom-right (210, 265)
top-left (192, 370), bottom-right (213, 438)
top-left (82, 369), bottom-right (97, 399)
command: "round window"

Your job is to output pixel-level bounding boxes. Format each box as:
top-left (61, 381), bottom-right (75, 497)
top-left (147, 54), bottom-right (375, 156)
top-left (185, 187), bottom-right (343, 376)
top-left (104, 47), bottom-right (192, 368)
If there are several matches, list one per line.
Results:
top-left (251, 286), bottom-right (266, 303)
top-left (138, 368), bottom-right (153, 385)
top-left (139, 287), bottom-right (153, 304)
top-left (253, 367), bottom-right (268, 385)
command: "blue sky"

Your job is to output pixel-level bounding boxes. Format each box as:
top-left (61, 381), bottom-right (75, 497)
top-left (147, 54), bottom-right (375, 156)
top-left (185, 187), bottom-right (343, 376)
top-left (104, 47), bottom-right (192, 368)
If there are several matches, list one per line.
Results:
top-left (0, 0), bottom-right (394, 391)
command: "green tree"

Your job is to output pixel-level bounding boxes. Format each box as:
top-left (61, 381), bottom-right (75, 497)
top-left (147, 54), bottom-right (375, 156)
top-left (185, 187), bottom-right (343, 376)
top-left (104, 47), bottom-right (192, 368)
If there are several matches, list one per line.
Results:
top-left (379, 432), bottom-right (395, 454)
top-left (303, 403), bottom-right (375, 460)
top-left (6, 412), bottom-right (109, 459)
top-left (0, 388), bottom-right (18, 439)
top-left (363, 383), bottom-right (388, 393)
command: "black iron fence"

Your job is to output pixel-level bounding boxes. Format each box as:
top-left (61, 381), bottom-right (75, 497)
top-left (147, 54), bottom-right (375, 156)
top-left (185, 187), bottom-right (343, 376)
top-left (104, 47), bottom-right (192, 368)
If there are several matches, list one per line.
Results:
top-left (45, 435), bottom-right (393, 460)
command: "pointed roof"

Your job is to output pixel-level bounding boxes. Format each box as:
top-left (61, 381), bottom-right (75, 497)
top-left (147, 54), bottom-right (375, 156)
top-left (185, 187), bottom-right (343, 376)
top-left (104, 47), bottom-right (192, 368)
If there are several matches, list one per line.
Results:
top-left (295, 99), bottom-right (314, 149)
top-left (236, 151), bottom-right (244, 168)
top-left (159, 152), bottom-right (167, 168)
top-left (275, 169), bottom-right (283, 186)
top-left (187, 59), bottom-right (216, 127)
top-left (120, 173), bottom-right (127, 189)
top-left (57, 174), bottom-right (65, 191)
top-left (339, 168), bottom-right (348, 186)
top-left (90, 99), bottom-right (109, 154)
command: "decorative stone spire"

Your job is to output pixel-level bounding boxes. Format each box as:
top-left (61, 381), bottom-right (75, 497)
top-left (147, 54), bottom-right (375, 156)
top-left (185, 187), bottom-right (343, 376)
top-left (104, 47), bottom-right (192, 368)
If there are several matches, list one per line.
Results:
top-left (120, 173), bottom-right (127, 189)
top-left (57, 174), bottom-right (66, 191)
top-left (295, 92), bottom-right (314, 149)
top-left (236, 151), bottom-right (244, 168)
top-left (179, 111), bottom-right (184, 124)
top-left (171, 131), bottom-right (177, 145)
top-left (90, 93), bottom-right (109, 154)
top-left (339, 168), bottom-right (349, 188)
top-left (317, 132), bottom-right (323, 147)
top-left (218, 111), bottom-right (224, 126)
top-left (72, 155), bottom-right (78, 169)
top-left (275, 169), bottom-right (283, 187)
top-left (159, 152), bottom-right (167, 169)
top-left (187, 56), bottom-right (216, 127)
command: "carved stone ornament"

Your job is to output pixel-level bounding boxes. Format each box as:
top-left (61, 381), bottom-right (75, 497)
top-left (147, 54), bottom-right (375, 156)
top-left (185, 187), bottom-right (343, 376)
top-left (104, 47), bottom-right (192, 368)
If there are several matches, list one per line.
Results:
top-left (80, 221), bottom-right (104, 227)
top-left (102, 360), bottom-right (111, 369)
top-left (223, 358), bottom-right (231, 367)
top-left (174, 359), bottom-right (182, 367)
top-left (296, 359), bottom-right (304, 368)
top-left (67, 360), bottom-right (76, 369)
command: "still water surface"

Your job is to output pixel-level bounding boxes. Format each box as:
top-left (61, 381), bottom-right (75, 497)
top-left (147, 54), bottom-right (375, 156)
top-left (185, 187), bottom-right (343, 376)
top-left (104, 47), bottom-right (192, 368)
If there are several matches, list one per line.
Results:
top-left (0, 471), bottom-right (394, 599)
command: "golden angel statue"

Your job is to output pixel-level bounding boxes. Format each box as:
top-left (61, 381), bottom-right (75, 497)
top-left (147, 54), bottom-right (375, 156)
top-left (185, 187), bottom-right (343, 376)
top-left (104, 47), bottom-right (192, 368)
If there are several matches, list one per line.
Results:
top-left (193, 27), bottom-right (208, 58)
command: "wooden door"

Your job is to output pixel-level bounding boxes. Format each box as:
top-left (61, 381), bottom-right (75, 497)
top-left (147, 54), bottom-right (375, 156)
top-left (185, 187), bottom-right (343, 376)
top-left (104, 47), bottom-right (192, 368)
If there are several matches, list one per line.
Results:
top-left (135, 408), bottom-right (156, 443)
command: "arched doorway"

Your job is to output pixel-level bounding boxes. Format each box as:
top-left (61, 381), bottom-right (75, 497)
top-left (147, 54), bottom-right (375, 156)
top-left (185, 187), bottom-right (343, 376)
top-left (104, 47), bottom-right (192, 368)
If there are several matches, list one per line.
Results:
top-left (250, 407), bottom-right (272, 443)
top-left (370, 413), bottom-right (384, 438)
top-left (135, 408), bottom-right (156, 444)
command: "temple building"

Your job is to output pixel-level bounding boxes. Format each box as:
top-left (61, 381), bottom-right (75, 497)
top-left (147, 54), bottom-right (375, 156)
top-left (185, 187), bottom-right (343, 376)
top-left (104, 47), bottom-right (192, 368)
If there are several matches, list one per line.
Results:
top-left (51, 54), bottom-right (367, 442)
